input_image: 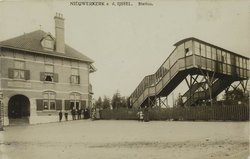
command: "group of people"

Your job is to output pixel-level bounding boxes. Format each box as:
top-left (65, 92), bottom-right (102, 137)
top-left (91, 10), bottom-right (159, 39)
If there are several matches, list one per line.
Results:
top-left (58, 108), bottom-right (90, 122)
top-left (137, 107), bottom-right (149, 122)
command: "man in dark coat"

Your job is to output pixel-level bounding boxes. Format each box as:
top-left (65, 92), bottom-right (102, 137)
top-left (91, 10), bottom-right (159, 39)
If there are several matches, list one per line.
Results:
top-left (71, 109), bottom-right (76, 120)
top-left (77, 109), bottom-right (81, 120)
top-left (59, 111), bottom-right (63, 122)
top-left (143, 107), bottom-right (150, 122)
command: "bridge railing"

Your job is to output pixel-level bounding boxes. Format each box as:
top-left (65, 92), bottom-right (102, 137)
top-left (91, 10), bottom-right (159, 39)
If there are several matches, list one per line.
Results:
top-left (130, 40), bottom-right (194, 106)
top-left (130, 38), bottom-right (250, 108)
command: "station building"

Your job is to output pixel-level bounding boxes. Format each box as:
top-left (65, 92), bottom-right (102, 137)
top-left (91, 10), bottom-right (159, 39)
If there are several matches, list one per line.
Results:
top-left (0, 13), bottom-right (95, 125)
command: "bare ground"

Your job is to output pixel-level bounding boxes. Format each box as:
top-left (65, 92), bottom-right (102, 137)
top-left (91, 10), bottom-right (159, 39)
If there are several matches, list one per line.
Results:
top-left (0, 120), bottom-right (249, 159)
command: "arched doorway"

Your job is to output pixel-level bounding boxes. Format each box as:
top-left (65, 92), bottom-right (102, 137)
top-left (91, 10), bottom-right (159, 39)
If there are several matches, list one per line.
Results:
top-left (8, 95), bottom-right (30, 124)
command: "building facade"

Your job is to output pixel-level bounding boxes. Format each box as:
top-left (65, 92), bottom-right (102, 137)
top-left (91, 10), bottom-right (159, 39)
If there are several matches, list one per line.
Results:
top-left (0, 13), bottom-right (95, 125)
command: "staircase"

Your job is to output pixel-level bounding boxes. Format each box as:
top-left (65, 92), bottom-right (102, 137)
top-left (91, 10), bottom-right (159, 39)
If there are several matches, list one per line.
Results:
top-left (130, 38), bottom-right (249, 108)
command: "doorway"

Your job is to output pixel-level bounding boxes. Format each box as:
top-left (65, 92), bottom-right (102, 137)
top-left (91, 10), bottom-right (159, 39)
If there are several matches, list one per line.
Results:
top-left (8, 95), bottom-right (30, 124)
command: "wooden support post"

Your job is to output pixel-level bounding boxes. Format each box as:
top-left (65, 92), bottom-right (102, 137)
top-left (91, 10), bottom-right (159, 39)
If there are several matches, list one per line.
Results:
top-left (159, 96), bottom-right (161, 108)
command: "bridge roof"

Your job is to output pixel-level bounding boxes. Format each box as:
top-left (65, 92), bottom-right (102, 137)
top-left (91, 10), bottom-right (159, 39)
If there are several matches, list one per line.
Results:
top-left (174, 37), bottom-right (249, 60)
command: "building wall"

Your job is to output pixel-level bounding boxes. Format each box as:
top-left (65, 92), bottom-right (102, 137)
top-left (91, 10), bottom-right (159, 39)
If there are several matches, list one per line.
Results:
top-left (0, 48), bottom-right (92, 125)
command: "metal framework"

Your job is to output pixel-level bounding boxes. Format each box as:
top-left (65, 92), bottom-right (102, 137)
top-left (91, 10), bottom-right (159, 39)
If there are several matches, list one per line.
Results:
top-left (129, 37), bottom-right (249, 108)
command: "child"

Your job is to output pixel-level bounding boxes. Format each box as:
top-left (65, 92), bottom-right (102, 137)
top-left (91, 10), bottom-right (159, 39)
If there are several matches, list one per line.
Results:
top-left (139, 110), bottom-right (144, 122)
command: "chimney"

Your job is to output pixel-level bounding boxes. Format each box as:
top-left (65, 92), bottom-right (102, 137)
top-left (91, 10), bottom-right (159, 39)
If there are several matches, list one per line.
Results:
top-left (54, 13), bottom-right (65, 53)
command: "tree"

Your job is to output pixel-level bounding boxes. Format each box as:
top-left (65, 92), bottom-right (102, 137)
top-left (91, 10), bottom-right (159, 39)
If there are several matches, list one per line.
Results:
top-left (95, 97), bottom-right (103, 109)
top-left (102, 96), bottom-right (111, 109)
top-left (223, 88), bottom-right (248, 104)
top-left (111, 91), bottom-right (122, 109)
top-left (127, 97), bottom-right (132, 109)
top-left (120, 96), bottom-right (128, 108)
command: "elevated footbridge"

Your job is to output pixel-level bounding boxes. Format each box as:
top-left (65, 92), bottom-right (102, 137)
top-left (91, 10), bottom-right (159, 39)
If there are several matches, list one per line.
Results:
top-left (130, 38), bottom-right (249, 108)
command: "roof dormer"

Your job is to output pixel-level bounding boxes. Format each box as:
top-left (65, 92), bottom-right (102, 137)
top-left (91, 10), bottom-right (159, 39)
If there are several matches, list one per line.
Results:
top-left (41, 33), bottom-right (55, 51)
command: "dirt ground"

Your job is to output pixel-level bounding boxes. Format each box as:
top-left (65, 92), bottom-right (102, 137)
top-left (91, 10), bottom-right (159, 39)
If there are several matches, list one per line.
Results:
top-left (0, 120), bottom-right (249, 159)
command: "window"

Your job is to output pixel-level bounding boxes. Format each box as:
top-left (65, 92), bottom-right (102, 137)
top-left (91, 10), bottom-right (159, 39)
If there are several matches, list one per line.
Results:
top-left (227, 53), bottom-right (231, 64)
top-left (70, 93), bottom-right (81, 110)
top-left (200, 44), bottom-right (206, 57)
top-left (243, 59), bottom-right (247, 69)
top-left (71, 68), bottom-right (80, 84)
top-left (43, 92), bottom-right (56, 110)
top-left (235, 56), bottom-right (239, 67)
top-left (194, 41), bottom-right (200, 55)
top-left (247, 60), bottom-right (249, 70)
top-left (239, 57), bottom-right (243, 68)
top-left (42, 37), bottom-right (54, 51)
top-left (185, 48), bottom-right (192, 56)
top-left (44, 40), bottom-right (54, 49)
top-left (14, 60), bottom-right (25, 79)
top-left (217, 50), bottom-right (222, 61)
top-left (177, 43), bottom-right (185, 58)
top-left (211, 47), bottom-right (216, 60)
top-left (45, 64), bottom-right (54, 82)
top-left (222, 51), bottom-right (227, 63)
top-left (206, 45), bottom-right (211, 59)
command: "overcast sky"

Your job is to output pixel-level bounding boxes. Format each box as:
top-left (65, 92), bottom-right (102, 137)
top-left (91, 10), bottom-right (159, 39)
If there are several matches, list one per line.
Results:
top-left (0, 0), bottom-right (249, 102)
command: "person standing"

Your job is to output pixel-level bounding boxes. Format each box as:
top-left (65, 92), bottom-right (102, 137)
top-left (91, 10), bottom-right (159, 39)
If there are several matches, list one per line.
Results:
top-left (64, 111), bottom-right (68, 121)
top-left (77, 109), bottom-right (81, 120)
top-left (59, 111), bottom-right (63, 122)
top-left (91, 108), bottom-right (96, 120)
top-left (71, 109), bottom-right (76, 120)
top-left (139, 110), bottom-right (144, 122)
top-left (143, 107), bottom-right (149, 122)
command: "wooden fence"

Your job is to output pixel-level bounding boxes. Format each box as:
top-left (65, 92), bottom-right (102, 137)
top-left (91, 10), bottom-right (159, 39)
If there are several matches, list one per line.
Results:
top-left (100, 104), bottom-right (249, 121)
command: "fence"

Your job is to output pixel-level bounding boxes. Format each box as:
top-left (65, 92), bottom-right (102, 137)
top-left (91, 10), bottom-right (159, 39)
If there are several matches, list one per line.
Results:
top-left (100, 104), bottom-right (249, 121)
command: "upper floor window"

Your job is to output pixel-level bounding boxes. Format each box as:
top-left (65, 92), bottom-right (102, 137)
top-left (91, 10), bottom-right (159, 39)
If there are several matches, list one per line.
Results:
top-left (71, 68), bottom-right (80, 84)
top-left (14, 60), bottom-right (25, 79)
top-left (45, 64), bottom-right (54, 82)
top-left (40, 64), bottom-right (58, 83)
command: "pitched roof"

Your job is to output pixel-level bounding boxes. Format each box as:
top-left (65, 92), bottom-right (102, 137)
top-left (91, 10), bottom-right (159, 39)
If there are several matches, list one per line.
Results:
top-left (0, 30), bottom-right (94, 63)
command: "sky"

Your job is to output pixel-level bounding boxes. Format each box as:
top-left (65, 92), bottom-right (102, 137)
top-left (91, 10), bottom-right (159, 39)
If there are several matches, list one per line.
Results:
top-left (0, 0), bottom-right (249, 104)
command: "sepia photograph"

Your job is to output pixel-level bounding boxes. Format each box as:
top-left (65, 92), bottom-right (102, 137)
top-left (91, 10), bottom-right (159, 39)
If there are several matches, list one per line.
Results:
top-left (0, 0), bottom-right (249, 159)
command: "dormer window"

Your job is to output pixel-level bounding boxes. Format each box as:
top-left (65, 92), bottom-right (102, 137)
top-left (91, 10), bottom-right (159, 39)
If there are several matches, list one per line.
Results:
top-left (41, 33), bottom-right (55, 51)
top-left (44, 40), bottom-right (54, 50)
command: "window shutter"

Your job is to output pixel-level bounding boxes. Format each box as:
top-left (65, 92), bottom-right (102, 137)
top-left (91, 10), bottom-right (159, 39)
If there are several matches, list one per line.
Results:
top-left (70, 75), bottom-right (72, 83)
top-left (54, 73), bottom-right (59, 82)
top-left (56, 100), bottom-right (62, 110)
top-left (25, 70), bottom-right (30, 80)
top-left (36, 99), bottom-right (44, 111)
top-left (78, 76), bottom-right (80, 84)
top-left (8, 68), bottom-right (14, 79)
top-left (65, 100), bottom-right (71, 110)
top-left (81, 100), bottom-right (86, 109)
top-left (40, 72), bottom-right (45, 81)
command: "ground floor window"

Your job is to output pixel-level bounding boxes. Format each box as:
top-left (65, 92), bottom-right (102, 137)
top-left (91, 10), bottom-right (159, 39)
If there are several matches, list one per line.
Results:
top-left (43, 92), bottom-right (56, 110)
top-left (70, 101), bottom-right (80, 110)
top-left (70, 93), bottom-right (81, 109)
